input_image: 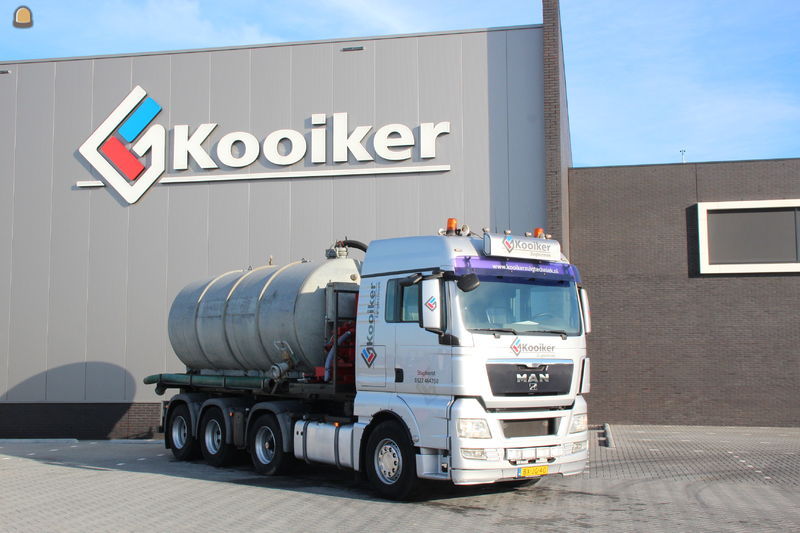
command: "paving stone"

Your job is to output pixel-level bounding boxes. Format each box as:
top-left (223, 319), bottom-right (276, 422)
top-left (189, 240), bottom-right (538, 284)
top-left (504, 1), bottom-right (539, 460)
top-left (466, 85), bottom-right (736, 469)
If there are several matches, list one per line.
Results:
top-left (0, 425), bottom-right (797, 532)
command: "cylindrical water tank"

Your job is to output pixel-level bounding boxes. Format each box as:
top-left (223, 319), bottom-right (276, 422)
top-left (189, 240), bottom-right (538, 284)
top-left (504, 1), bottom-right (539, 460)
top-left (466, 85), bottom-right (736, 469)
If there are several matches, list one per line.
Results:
top-left (168, 257), bottom-right (360, 372)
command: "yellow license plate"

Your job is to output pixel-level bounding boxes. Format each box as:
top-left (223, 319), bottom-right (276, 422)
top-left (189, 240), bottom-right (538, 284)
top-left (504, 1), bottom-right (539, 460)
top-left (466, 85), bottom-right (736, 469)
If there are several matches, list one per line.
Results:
top-left (518, 465), bottom-right (549, 478)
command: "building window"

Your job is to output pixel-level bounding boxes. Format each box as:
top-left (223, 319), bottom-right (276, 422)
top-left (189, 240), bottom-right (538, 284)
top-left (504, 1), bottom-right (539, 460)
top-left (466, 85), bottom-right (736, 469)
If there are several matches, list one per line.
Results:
top-left (698, 199), bottom-right (800, 274)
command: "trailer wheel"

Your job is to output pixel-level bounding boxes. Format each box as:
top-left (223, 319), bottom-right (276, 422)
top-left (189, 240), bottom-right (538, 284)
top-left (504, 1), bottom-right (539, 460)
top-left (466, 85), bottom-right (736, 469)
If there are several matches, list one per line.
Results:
top-left (199, 407), bottom-right (237, 467)
top-left (248, 413), bottom-right (291, 475)
top-left (167, 403), bottom-right (200, 461)
top-left (365, 420), bottom-right (417, 500)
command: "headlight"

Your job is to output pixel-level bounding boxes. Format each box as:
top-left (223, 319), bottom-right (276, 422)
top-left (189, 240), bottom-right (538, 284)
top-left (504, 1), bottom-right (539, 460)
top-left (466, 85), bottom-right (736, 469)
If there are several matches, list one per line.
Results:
top-left (457, 418), bottom-right (492, 439)
top-left (569, 413), bottom-right (588, 434)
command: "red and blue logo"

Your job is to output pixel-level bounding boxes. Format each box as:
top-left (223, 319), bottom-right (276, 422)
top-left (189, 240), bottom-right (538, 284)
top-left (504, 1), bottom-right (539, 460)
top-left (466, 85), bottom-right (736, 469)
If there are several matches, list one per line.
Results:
top-left (503, 235), bottom-right (515, 252)
top-left (425, 296), bottom-right (437, 311)
top-left (79, 86), bottom-right (166, 204)
top-left (510, 337), bottom-right (522, 355)
top-left (361, 346), bottom-right (377, 367)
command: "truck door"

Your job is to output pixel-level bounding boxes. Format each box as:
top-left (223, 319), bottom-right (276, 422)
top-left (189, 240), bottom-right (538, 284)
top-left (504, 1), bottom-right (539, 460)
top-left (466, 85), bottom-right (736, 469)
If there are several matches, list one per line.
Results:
top-left (355, 279), bottom-right (391, 389)
top-left (386, 277), bottom-right (452, 394)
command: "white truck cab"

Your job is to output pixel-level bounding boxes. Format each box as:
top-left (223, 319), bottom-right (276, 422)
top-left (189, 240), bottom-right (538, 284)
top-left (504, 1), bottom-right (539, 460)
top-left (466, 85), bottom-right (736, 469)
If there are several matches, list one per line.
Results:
top-left (352, 222), bottom-right (590, 495)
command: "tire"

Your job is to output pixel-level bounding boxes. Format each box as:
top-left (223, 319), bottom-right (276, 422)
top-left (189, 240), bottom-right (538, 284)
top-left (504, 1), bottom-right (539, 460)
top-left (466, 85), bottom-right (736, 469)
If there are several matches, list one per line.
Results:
top-left (199, 407), bottom-right (237, 467)
top-left (365, 420), bottom-right (417, 500)
top-left (248, 413), bottom-right (292, 475)
top-left (167, 403), bottom-right (200, 461)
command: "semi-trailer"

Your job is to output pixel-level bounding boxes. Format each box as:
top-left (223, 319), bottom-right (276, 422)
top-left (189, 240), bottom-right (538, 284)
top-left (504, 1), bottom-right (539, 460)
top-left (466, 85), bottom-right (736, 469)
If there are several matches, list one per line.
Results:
top-left (145, 219), bottom-right (591, 499)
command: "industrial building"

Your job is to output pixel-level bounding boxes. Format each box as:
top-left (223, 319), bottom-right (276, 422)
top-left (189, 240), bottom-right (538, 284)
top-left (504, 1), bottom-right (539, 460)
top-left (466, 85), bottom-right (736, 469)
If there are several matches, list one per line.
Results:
top-left (0, 1), bottom-right (796, 437)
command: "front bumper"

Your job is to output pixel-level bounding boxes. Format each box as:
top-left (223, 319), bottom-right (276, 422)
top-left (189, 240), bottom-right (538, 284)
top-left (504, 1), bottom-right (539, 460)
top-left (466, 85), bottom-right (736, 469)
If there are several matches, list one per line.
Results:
top-left (451, 447), bottom-right (588, 484)
top-left (447, 396), bottom-right (589, 485)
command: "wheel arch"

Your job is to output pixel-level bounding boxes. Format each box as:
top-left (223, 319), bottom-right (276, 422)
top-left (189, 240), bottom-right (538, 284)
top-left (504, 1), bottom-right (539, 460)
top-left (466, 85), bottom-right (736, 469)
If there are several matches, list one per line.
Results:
top-left (357, 410), bottom-right (415, 475)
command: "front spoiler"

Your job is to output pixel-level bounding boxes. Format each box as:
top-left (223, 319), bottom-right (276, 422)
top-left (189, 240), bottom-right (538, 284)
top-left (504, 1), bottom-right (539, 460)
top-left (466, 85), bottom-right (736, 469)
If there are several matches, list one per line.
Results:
top-left (450, 451), bottom-right (588, 485)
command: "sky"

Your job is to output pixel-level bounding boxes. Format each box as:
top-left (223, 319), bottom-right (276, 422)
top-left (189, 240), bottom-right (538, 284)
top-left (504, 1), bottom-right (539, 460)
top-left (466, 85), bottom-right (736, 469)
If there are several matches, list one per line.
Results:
top-left (1, 0), bottom-right (798, 167)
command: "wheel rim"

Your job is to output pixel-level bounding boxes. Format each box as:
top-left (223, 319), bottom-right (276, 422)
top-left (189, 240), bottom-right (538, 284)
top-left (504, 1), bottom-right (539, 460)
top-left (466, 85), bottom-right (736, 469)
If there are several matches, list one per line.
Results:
top-left (204, 418), bottom-right (222, 455)
top-left (254, 426), bottom-right (276, 465)
top-left (172, 415), bottom-right (188, 449)
top-left (374, 437), bottom-right (402, 485)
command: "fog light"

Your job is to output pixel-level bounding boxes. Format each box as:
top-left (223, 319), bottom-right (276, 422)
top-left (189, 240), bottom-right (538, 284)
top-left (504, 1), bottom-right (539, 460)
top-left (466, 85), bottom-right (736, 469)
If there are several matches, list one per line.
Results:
top-left (461, 448), bottom-right (501, 461)
top-left (569, 413), bottom-right (588, 434)
top-left (568, 440), bottom-right (588, 454)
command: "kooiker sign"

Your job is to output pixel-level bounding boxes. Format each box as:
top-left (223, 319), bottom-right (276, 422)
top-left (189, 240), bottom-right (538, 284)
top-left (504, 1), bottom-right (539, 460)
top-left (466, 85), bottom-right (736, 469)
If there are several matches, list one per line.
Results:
top-left (78, 86), bottom-right (451, 204)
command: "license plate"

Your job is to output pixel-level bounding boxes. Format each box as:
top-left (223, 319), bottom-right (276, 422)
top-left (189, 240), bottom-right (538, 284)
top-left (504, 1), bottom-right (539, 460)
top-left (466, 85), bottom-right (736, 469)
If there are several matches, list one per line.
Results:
top-left (518, 465), bottom-right (549, 478)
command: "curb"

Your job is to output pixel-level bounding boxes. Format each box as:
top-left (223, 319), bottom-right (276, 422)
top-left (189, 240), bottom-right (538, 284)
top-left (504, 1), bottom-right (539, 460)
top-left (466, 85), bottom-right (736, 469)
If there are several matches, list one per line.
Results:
top-left (603, 423), bottom-right (616, 448)
top-left (0, 439), bottom-right (79, 444)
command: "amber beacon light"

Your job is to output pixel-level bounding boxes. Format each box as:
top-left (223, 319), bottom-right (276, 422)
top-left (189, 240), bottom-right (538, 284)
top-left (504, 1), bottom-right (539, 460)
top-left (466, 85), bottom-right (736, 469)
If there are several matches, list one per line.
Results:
top-left (13, 6), bottom-right (33, 28)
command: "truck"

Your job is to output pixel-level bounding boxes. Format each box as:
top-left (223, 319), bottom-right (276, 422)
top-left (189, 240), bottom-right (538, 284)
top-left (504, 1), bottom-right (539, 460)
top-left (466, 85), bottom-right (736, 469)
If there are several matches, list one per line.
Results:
top-left (144, 219), bottom-right (591, 500)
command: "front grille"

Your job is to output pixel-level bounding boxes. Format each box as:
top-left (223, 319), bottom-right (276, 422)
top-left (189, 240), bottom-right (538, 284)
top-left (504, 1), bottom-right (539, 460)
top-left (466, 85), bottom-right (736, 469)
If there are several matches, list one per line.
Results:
top-left (486, 362), bottom-right (573, 396)
top-left (501, 418), bottom-right (556, 438)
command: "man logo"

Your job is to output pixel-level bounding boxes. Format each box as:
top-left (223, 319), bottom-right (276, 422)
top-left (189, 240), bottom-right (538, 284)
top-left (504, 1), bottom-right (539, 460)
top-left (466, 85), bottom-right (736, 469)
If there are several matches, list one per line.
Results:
top-left (79, 86), bottom-right (165, 204)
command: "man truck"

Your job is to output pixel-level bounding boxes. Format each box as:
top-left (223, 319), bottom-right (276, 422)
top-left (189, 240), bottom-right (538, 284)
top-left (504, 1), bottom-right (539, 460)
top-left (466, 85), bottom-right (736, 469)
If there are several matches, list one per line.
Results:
top-left (144, 219), bottom-right (591, 499)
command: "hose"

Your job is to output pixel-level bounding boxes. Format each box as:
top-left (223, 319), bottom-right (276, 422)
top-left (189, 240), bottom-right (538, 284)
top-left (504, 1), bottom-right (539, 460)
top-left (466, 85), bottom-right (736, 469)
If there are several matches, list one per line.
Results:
top-left (338, 239), bottom-right (368, 252)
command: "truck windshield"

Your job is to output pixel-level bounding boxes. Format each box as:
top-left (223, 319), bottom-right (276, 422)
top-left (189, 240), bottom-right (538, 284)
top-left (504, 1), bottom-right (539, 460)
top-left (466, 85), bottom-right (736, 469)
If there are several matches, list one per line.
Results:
top-left (458, 277), bottom-right (581, 336)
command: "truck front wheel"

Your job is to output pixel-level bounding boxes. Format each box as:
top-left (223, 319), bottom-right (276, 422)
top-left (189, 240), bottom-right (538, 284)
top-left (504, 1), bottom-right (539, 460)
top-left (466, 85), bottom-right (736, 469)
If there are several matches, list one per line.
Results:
top-left (167, 403), bottom-right (200, 461)
top-left (248, 413), bottom-right (291, 475)
top-left (365, 420), bottom-right (417, 500)
top-left (199, 407), bottom-right (237, 467)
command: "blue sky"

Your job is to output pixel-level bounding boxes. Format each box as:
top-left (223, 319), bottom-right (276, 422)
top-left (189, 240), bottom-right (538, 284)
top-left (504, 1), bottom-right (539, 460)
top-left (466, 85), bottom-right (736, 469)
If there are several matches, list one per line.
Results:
top-left (1, 0), bottom-right (798, 167)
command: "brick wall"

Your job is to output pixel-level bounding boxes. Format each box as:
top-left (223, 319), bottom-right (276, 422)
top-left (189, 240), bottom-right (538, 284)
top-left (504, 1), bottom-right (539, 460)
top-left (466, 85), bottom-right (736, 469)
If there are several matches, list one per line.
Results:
top-left (0, 403), bottom-right (162, 439)
top-left (543, 0), bottom-right (572, 254)
top-left (569, 159), bottom-right (800, 426)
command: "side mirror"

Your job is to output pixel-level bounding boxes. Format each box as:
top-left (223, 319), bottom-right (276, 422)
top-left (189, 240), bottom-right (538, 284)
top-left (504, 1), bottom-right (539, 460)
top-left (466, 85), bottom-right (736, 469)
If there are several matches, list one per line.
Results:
top-left (579, 287), bottom-right (591, 334)
top-left (420, 278), bottom-right (442, 333)
top-left (456, 273), bottom-right (480, 292)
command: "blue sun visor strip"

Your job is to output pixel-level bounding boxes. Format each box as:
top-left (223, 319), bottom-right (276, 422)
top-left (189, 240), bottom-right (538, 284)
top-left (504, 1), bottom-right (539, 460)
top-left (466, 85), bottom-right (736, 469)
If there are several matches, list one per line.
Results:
top-left (118, 97), bottom-right (162, 143)
top-left (453, 256), bottom-right (580, 283)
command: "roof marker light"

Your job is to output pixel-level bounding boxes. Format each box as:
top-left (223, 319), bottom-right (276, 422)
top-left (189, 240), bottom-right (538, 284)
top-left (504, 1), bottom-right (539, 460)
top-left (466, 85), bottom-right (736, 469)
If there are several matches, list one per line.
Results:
top-left (446, 218), bottom-right (458, 236)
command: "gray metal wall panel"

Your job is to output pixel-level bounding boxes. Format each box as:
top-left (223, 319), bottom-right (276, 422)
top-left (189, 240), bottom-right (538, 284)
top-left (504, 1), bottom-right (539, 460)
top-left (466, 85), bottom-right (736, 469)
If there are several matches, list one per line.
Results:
top-left (45, 60), bottom-right (93, 401)
top-left (418, 34), bottom-right (464, 234)
top-left (7, 62), bottom-right (54, 401)
top-left (208, 50), bottom-right (251, 274)
top-left (374, 37), bottom-right (420, 238)
top-left (486, 32), bottom-right (510, 232)
top-left (290, 44), bottom-right (335, 260)
top-left (249, 47), bottom-right (292, 266)
top-left (461, 33), bottom-right (492, 233)
top-left (507, 29), bottom-right (546, 233)
top-left (84, 58), bottom-right (131, 401)
top-left (165, 53), bottom-right (211, 369)
top-left (0, 66), bottom-right (18, 400)
top-left (331, 40), bottom-right (377, 244)
top-left (125, 55), bottom-right (172, 400)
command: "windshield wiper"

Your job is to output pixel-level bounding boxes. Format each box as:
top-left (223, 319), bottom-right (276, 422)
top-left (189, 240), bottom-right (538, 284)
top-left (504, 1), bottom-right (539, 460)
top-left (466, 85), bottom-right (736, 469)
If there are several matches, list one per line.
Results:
top-left (518, 329), bottom-right (569, 340)
top-left (470, 327), bottom-right (518, 336)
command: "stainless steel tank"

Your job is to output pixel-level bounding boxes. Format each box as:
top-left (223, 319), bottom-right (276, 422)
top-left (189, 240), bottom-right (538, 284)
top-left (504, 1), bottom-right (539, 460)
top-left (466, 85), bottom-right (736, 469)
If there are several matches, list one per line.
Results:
top-left (168, 257), bottom-right (360, 372)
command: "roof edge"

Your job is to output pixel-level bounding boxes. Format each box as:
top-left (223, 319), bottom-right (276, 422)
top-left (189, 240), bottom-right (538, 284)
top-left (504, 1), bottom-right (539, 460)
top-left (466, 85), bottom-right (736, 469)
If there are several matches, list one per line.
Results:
top-left (0, 24), bottom-right (542, 65)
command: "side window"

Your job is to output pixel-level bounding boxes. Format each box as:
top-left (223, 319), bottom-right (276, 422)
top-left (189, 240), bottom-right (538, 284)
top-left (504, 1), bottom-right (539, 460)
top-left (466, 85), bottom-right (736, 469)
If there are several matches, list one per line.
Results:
top-left (385, 279), bottom-right (421, 323)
